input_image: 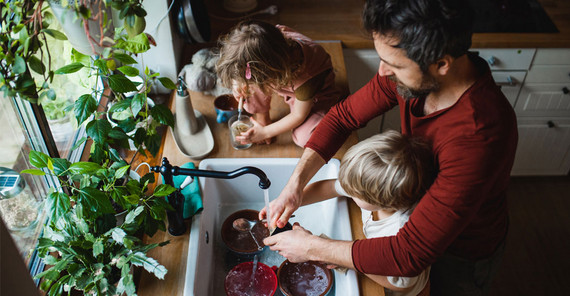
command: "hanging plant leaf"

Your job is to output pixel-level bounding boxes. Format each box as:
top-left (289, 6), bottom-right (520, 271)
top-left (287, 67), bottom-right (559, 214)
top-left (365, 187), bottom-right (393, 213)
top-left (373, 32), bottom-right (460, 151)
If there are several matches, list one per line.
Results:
top-left (118, 66), bottom-right (139, 77)
top-left (13, 55), bottom-right (27, 74)
top-left (114, 33), bottom-right (150, 54)
top-left (108, 74), bottom-right (137, 93)
top-left (144, 132), bottom-right (161, 156)
top-left (28, 55), bottom-right (46, 75)
top-left (74, 94), bottom-right (98, 125)
top-left (41, 29), bottom-right (68, 40)
top-left (55, 62), bottom-right (84, 74)
top-left (152, 184), bottom-right (177, 197)
top-left (150, 104), bottom-right (174, 128)
top-left (114, 53), bottom-right (137, 65)
top-left (158, 77), bottom-right (176, 90)
top-left (52, 158), bottom-right (71, 176)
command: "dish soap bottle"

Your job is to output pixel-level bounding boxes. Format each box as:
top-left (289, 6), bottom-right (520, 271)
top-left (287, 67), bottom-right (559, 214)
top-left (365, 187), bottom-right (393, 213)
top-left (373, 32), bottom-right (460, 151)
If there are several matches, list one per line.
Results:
top-left (175, 76), bottom-right (199, 135)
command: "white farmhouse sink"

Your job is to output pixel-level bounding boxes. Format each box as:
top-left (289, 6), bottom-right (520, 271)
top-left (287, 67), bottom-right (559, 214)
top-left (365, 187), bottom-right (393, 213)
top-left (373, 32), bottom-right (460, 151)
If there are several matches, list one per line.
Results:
top-left (183, 158), bottom-right (359, 296)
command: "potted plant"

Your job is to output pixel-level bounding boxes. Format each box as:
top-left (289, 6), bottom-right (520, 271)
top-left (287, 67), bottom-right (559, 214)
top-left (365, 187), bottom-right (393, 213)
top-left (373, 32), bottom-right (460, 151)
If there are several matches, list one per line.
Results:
top-left (1, 1), bottom-right (178, 295)
top-left (22, 151), bottom-right (175, 295)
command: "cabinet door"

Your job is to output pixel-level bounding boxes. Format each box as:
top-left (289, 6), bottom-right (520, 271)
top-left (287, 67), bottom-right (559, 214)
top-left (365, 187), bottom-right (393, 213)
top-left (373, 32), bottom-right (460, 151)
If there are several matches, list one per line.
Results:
top-left (515, 84), bottom-right (570, 117)
top-left (511, 117), bottom-right (570, 176)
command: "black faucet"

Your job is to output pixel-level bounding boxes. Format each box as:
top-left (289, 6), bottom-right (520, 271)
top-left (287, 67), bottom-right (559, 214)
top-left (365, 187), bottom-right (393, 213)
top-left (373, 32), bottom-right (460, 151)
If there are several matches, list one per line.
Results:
top-left (151, 157), bottom-right (271, 236)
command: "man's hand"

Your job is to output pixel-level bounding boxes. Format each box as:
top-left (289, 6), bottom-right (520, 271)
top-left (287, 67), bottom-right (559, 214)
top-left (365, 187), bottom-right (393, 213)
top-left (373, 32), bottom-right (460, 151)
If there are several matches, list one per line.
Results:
top-left (263, 223), bottom-right (356, 269)
top-left (263, 223), bottom-right (316, 262)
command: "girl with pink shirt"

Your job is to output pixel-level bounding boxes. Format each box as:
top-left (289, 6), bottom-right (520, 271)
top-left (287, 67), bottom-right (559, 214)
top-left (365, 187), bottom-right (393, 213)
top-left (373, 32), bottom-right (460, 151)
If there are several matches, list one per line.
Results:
top-left (216, 21), bottom-right (341, 147)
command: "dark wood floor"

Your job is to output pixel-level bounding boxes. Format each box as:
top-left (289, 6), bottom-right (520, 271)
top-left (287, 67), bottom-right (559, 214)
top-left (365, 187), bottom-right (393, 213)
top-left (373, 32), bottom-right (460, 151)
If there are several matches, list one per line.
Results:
top-left (489, 175), bottom-right (570, 295)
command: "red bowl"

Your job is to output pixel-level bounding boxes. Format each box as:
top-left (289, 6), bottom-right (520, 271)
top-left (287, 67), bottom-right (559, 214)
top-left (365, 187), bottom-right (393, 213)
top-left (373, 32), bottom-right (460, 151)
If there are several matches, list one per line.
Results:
top-left (225, 261), bottom-right (278, 296)
top-left (277, 260), bottom-right (333, 296)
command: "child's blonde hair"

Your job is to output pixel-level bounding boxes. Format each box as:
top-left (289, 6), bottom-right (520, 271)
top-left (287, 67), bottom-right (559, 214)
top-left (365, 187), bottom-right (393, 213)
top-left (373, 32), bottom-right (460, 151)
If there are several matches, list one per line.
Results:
top-left (339, 130), bottom-right (435, 210)
top-left (216, 20), bottom-right (298, 94)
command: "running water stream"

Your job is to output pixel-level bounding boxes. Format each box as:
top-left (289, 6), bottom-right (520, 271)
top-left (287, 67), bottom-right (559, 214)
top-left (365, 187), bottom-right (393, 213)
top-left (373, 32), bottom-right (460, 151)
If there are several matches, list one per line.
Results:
top-left (263, 189), bottom-right (274, 235)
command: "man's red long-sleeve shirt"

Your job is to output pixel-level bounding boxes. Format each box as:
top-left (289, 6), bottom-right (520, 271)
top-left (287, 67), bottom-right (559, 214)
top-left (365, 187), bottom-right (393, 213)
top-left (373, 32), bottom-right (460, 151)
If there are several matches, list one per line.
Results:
top-left (305, 55), bottom-right (518, 276)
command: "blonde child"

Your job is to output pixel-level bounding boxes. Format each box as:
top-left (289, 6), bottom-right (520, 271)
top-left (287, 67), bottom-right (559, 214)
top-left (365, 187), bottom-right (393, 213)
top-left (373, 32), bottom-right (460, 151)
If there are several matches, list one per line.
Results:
top-left (216, 20), bottom-right (341, 147)
top-left (301, 130), bottom-right (435, 296)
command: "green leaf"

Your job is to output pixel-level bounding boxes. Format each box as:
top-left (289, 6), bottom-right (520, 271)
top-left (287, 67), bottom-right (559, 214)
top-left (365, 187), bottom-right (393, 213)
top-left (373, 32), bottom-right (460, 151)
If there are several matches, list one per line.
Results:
top-left (108, 74), bottom-right (137, 93)
top-left (55, 62), bottom-right (84, 74)
top-left (108, 127), bottom-right (129, 140)
top-left (114, 52), bottom-right (137, 64)
top-left (130, 252), bottom-right (167, 279)
top-left (115, 165), bottom-right (130, 180)
top-left (124, 206), bottom-right (144, 224)
top-left (71, 49), bottom-right (91, 66)
top-left (131, 93), bottom-right (145, 117)
top-left (20, 169), bottom-right (45, 176)
top-left (115, 33), bottom-right (150, 54)
top-left (45, 89), bottom-right (56, 101)
top-left (108, 99), bottom-right (132, 116)
top-left (41, 29), bottom-right (68, 40)
top-left (78, 187), bottom-right (115, 216)
top-left (117, 66), bottom-right (139, 77)
top-left (29, 151), bottom-right (52, 169)
top-left (158, 77), bottom-right (176, 90)
top-left (68, 162), bottom-right (103, 175)
top-left (13, 55), bottom-right (27, 74)
top-left (111, 228), bottom-right (127, 244)
top-left (74, 94), bottom-right (98, 125)
top-left (150, 104), bottom-right (175, 127)
top-left (51, 158), bottom-right (71, 176)
top-left (152, 184), bottom-right (176, 197)
top-left (93, 240), bottom-right (104, 257)
top-left (86, 119), bottom-right (112, 145)
top-left (46, 192), bottom-right (71, 224)
top-left (28, 55), bottom-right (46, 75)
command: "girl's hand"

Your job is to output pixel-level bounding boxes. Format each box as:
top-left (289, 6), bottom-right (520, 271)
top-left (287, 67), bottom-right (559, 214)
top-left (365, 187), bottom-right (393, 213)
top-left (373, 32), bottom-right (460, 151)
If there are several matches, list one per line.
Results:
top-left (235, 117), bottom-right (270, 144)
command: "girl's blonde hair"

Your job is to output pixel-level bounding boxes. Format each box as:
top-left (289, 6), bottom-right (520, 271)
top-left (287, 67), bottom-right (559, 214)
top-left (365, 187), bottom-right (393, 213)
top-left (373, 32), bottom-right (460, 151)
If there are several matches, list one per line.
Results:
top-left (339, 130), bottom-right (435, 210)
top-left (216, 20), bottom-right (298, 93)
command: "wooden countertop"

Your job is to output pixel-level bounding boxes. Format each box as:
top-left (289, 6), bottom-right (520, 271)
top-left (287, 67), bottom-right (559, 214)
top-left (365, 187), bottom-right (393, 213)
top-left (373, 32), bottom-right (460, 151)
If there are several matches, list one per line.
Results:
top-left (205, 0), bottom-right (570, 49)
top-left (138, 42), bottom-right (385, 296)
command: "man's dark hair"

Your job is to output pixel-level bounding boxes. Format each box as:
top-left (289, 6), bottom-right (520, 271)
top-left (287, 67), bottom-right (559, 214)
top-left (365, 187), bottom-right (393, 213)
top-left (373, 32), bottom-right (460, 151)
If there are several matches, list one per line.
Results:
top-left (362, 0), bottom-right (473, 72)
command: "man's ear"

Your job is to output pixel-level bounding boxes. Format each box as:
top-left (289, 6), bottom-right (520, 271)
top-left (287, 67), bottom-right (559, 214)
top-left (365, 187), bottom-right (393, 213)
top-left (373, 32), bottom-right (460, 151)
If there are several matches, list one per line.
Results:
top-left (431, 55), bottom-right (454, 76)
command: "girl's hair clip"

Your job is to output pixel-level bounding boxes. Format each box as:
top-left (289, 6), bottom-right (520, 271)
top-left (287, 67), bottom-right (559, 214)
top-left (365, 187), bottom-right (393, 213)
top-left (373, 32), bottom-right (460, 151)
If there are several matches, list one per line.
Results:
top-left (245, 62), bottom-right (252, 80)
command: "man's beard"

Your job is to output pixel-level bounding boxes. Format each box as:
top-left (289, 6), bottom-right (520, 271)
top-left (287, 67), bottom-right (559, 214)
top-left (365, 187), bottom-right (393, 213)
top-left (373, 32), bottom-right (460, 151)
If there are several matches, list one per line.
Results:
top-left (388, 74), bottom-right (440, 100)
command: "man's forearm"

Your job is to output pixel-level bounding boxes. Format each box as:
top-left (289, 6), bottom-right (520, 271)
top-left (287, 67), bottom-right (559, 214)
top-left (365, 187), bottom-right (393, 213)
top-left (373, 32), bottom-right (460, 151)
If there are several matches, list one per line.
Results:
top-left (288, 147), bottom-right (326, 191)
top-left (307, 236), bottom-right (355, 270)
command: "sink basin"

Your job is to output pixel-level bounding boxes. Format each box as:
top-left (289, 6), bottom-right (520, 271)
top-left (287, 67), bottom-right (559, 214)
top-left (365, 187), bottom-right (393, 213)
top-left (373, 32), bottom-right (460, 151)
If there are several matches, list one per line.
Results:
top-left (183, 158), bottom-right (359, 296)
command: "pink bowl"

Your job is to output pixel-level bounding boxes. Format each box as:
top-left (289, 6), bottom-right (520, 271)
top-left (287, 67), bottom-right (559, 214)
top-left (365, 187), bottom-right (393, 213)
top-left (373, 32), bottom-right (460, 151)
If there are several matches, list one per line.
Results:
top-left (225, 261), bottom-right (278, 296)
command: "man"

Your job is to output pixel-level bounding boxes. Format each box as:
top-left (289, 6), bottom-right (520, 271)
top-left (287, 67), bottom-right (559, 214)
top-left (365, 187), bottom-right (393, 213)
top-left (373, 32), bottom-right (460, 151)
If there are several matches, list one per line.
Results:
top-left (262, 0), bottom-right (518, 295)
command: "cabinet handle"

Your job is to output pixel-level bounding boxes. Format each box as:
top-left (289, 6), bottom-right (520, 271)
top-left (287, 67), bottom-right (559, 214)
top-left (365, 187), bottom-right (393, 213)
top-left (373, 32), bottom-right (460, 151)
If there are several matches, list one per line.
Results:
top-left (496, 76), bottom-right (516, 86)
top-left (547, 121), bottom-right (556, 128)
top-left (563, 87), bottom-right (569, 94)
top-left (487, 56), bottom-right (497, 66)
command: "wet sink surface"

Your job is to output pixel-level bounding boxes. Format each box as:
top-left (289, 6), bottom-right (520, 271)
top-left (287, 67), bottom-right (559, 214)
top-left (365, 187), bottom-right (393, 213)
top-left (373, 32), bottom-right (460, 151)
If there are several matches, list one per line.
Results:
top-left (183, 158), bottom-right (359, 296)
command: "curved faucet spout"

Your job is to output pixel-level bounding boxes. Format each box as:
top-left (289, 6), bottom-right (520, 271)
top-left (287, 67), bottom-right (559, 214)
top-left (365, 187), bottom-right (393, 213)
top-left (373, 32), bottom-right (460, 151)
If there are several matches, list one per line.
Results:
top-left (173, 166), bottom-right (271, 189)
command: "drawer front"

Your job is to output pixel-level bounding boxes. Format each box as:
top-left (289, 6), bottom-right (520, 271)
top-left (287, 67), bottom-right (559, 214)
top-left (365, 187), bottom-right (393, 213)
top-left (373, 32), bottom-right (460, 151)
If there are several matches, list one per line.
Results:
top-left (471, 48), bottom-right (535, 70)
top-left (512, 117), bottom-right (570, 176)
top-left (526, 65), bottom-right (570, 83)
top-left (490, 71), bottom-right (526, 106)
top-left (515, 84), bottom-right (570, 117)
top-left (531, 49), bottom-right (570, 65)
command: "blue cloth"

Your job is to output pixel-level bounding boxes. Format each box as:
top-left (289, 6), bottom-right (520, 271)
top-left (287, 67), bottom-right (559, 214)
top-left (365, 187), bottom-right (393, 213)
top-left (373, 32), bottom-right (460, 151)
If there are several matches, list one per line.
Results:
top-left (163, 162), bottom-right (203, 219)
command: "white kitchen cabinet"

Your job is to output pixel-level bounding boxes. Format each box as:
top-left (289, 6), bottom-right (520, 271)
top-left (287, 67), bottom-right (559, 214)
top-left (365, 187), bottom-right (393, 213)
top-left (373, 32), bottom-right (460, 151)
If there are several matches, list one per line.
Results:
top-left (511, 48), bottom-right (570, 175)
top-left (511, 117), bottom-right (570, 175)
